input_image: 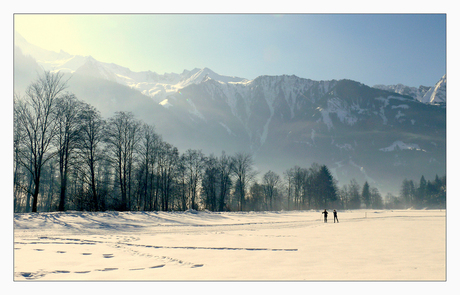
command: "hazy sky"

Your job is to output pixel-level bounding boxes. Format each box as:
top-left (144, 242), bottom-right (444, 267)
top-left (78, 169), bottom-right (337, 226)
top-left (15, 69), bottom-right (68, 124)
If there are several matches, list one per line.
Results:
top-left (14, 14), bottom-right (446, 87)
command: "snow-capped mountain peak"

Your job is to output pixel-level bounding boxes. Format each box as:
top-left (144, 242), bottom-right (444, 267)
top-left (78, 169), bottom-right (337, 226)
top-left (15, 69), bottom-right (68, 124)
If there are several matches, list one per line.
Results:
top-left (189, 67), bottom-right (246, 84)
top-left (14, 32), bottom-right (247, 103)
top-left (420, 74), bottom-right (446, 105)
top-left (373, 75), bottom-right (446, 105)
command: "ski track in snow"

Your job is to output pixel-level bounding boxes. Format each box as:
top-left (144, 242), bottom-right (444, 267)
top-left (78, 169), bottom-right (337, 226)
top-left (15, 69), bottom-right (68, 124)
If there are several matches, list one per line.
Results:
top-left (14, 211), bottom-right (311, 280)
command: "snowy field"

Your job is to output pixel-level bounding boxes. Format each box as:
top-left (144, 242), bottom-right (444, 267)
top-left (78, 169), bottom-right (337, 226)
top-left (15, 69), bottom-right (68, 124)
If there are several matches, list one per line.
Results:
top-left (13, 209), bottom-right (446, 282)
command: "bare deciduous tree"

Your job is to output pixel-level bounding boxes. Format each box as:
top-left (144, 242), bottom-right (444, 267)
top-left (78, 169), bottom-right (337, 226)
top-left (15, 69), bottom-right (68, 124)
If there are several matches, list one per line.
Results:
top-left (183, 149), bottom-right (205, 210)
top-left (217, 151), bottom-right (233, 211)
top-left (284, 168), bottom-right (294, 211)
top-left (77, 103), bottom-right (106, 211)
top-left (201, 154), bottom-right (218, 211)
top-left (55, 93), bottom-right (82, 211)
top-left (231, 152), bottom-right (257, 211)
top-left (106, 111), bottom-right (141, 211)
top-left (137, 123), bottom-right (160, 211)
top-left (15, 71), bottom-right (68, 212)
top-left (156, 141), bottom-right (179, 211)
top-left (262, 170), bottom-right (281, 211)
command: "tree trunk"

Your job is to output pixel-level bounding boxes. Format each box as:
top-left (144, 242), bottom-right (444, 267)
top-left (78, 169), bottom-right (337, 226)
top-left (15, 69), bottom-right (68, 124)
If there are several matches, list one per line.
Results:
top-left (32, 176), bottom-right (40, 212)
top-left (59, 181), bottom-right (66, 211)
top-left (91, 168), bottom-right (98, 211)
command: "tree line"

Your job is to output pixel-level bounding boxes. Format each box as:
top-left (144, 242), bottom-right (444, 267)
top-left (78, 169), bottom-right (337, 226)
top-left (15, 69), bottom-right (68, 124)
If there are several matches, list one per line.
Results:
top-left (395, 175), bottom-right (446, 209)
top-left (13, 71), bottom-right (446, 213)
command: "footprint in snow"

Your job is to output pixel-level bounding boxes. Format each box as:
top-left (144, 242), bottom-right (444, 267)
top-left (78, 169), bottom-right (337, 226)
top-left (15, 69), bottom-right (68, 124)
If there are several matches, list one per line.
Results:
top-left (191, 264), bottom-right (204, 268)
top-left (19, 271), bottom-right (46, 280)
top-left (103, 253), bottom-right (114, 258)
top-left (96, 268), bottom-right (118, 272)
top-left (149, 264), bottom-right (165, 269)
top-left (53, 270), bottom-right (70, 274)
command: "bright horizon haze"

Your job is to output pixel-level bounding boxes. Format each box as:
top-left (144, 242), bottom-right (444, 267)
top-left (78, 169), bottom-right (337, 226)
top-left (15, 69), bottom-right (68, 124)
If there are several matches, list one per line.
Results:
top-left (14, 14), bottom-right (446, 88)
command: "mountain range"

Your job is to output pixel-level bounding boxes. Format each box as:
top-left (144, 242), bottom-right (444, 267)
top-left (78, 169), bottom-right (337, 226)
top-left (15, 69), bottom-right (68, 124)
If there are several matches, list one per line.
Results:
top-left (13, 32), bottom-right (446, 196)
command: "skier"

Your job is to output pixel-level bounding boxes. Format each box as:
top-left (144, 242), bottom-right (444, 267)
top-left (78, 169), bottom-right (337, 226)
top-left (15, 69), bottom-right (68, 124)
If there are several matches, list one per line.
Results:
top-left (322, 209), bottom-right (328, 223)
top-left (333, 209), bottom-right (339, 223)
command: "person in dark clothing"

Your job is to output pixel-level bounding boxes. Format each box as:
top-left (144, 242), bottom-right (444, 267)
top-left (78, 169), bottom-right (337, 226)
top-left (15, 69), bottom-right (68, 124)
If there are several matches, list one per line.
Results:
top-left (322, 209), bottom-right (328, 223)
top-left (333, 209), bottom-right (339, 223)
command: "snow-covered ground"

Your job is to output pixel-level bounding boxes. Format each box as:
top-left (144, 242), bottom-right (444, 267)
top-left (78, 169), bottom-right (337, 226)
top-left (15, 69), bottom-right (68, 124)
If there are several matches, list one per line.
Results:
top-left (14, 209), bottom-right (445, 282)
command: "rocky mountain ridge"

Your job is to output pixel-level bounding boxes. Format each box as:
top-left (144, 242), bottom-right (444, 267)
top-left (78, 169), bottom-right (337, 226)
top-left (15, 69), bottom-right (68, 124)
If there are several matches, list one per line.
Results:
top-left (13, 33), bottom-right (446, 195)
top-left (373, 74), bottom-right (446, 105)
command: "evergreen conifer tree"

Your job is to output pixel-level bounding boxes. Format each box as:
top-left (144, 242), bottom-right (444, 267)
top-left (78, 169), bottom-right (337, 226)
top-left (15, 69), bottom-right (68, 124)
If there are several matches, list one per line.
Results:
top-left (362, 181), bottom-right (371, 209)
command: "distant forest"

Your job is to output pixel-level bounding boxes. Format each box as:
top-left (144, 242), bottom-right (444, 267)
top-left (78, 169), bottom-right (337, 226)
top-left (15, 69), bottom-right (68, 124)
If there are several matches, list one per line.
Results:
top-left (13, 72), bottom-right (446, 213)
